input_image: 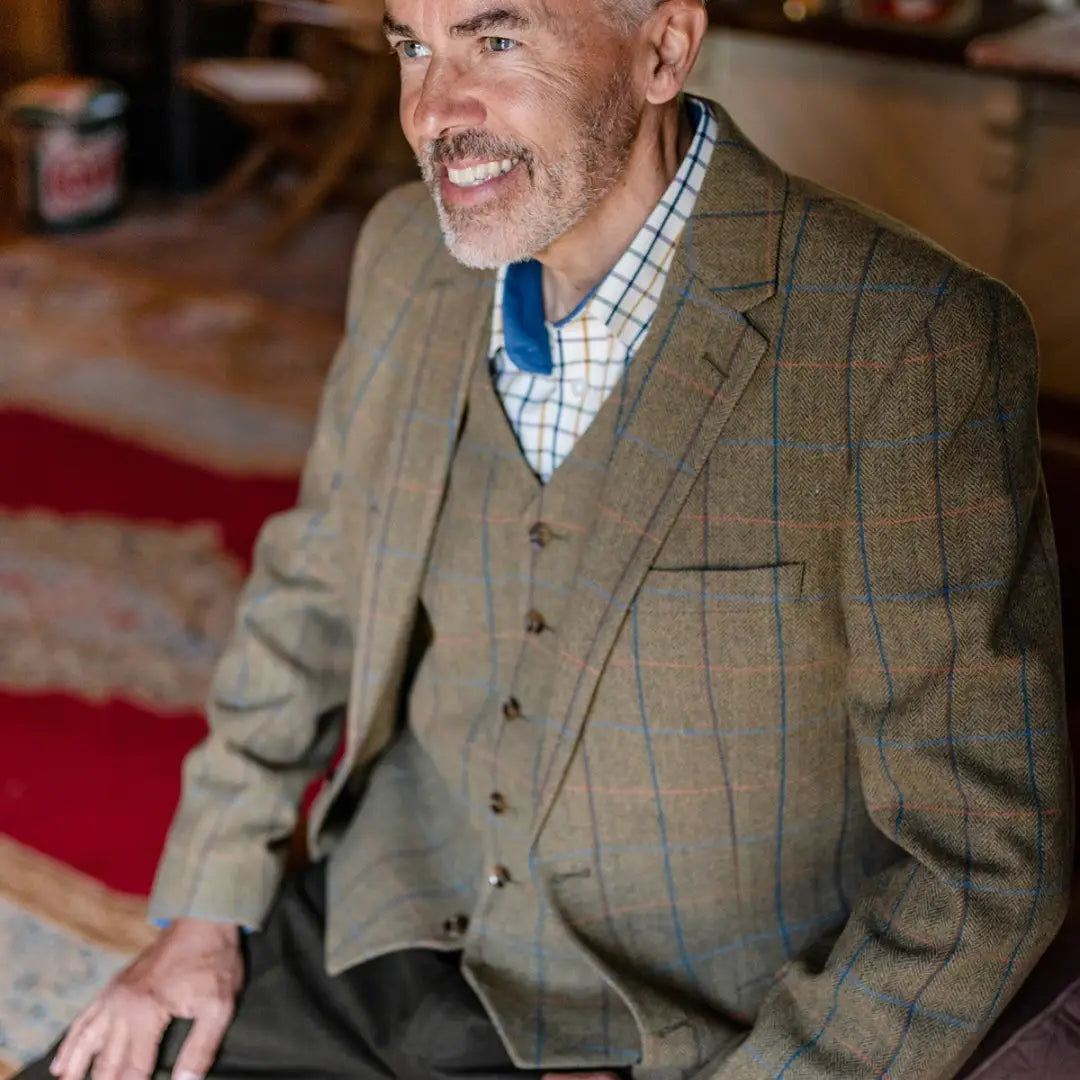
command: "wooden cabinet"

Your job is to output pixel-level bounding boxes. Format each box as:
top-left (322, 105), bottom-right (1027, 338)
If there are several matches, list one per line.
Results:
top-left (0, 0), bottom-right (70, 94)
top-left (1005, 85), bottom-right (1080, 401)
top-left (688, 31), bottom-right (1080, 399)
top-left (67, 0), bottom-right (253, 190)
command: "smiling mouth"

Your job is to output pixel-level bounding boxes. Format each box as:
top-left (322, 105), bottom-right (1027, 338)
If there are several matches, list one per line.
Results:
top-left (445, 157), bottom-right (521, 189)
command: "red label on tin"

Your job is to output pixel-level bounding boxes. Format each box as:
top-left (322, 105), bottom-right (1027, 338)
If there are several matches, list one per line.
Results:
top-left (36, 127), bottom-right (124, 225)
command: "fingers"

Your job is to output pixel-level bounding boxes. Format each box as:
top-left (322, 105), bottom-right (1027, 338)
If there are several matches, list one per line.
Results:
top-left (118, 1013), bottom-right (170, 1080)
top-left (51, 999), bottom-right (103, 1077)
top-left (51, 998), bottom-right (169, 1080)
top-left (51, 1008), bottom-right (107, 1080)
top-left (89, 1016), bottom-right (128, 1080)
top-left (170, 1002), bottom-right (234, 1080)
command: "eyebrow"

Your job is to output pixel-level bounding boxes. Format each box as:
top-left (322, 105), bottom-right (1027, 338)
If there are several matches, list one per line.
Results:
top-left (382, 7), bottom-right (532, 40)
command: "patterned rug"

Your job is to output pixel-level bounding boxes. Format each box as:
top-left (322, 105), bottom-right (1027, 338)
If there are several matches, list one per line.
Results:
top-left (0, 241), bottom-right (335, 1076)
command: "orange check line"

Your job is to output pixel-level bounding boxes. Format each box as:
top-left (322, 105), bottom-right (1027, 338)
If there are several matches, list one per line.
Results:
top-left (853, 658), bottom-right (1020, 676)
top-left (570, 863), bottom-right (823, 927)
top-left (430, 630), bottom-right (528, 647)
top-left (775, 321), bottom-right (1028, 371)
top-left (572, 885), bottom-right (740, 926)
top-left (415, 719), bottom-right (537, 788)
top-left (890, 910), bottom-right (1024, 969)
top-left (829, 1033), bottom-right (888, 1076)
top-left (448, 507), bottom-right (590, 534)
top-left (563, 764), bottom-right (847, 799)
top-left (655, 360), bottom-right (726, 400)
top-left (603, 653), bottom-right (845, 676)
top-left (597, 503), bottom-right (665, 543)
top-left (562, 779), bottom-right (782, 798)
top-left (556, 647), bottom-right (843, 680)
top-left (684, 492), bottom-right (1025, 532)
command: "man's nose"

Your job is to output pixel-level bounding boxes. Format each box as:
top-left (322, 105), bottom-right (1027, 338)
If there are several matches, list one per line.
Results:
top-left (411, 59), bottom-right (486, 143)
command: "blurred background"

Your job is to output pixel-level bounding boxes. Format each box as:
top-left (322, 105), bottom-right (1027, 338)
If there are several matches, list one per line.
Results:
top-left (0, 0), bottom-right (1077, 1076)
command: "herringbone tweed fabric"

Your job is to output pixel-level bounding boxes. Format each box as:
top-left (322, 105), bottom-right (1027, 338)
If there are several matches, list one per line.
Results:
top-left (150, 102), bottom-right (1072, 1080)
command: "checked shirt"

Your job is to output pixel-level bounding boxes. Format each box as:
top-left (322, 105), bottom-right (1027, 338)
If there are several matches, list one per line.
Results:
top-left (491, 95), bottom-right (719, 482)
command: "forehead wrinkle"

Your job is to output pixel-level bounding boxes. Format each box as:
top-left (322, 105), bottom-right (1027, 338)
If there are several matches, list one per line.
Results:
top-left (384, 0), bottom-right (549, 40)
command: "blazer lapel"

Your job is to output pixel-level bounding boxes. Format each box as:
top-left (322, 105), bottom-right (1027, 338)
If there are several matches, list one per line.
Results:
top-left (346, 258), bottom-right (494, 755)
top-left (531, 107), bottom-right (789, 838)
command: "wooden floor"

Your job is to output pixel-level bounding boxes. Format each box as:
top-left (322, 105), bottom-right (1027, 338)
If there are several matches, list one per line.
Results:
top-left (53, 192), bottom-right (369, 323)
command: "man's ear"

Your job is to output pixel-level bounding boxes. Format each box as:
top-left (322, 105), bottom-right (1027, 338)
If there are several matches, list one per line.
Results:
top-left (641, 0), bottom-right (708, 106)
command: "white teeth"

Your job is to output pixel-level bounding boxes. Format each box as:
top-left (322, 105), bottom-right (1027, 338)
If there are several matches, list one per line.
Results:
top-left (447, 157), bottom-right (519, 188)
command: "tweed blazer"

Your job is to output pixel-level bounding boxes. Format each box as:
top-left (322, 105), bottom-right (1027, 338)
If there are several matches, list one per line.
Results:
top-left (150, 102), bottom-right (1072, 1079)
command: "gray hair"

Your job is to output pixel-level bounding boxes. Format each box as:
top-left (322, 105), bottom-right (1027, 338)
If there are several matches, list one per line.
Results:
top-left (599, 0), bottom-right (662, 33)
top-left (599, 0), bottom-right (706, 35)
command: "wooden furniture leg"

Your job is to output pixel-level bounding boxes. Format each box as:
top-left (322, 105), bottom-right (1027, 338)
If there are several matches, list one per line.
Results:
top-left (259, 58), bottom-right (394, 248)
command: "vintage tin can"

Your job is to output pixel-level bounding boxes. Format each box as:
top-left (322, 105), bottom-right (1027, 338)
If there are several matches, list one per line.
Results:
top-left (2, 76), bottom-right (128, 233)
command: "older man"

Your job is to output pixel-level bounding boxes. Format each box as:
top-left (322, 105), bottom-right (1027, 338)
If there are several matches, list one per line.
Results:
top-left (24, 1), bottom-right (1071, 1079)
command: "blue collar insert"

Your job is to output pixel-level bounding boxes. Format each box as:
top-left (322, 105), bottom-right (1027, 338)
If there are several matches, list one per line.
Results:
top-left (502, 259), bottom-right (552, 376)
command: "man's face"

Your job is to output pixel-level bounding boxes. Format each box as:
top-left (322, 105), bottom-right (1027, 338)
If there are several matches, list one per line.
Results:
top-left (384, 0), bottom-right (644, 268)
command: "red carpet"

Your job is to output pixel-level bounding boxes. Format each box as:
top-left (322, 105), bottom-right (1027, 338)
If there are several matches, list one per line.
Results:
top-left (0, 408), bottom-right (297, 559)
top-left (1, 692), bottom-right (205, 897)
top-left (0, 407), bottom-right (302, 1075)
top-left (0, 408), bottom-right (298, 892)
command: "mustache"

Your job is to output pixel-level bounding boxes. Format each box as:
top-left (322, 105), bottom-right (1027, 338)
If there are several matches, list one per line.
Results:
top-left (424, 129), bottom-right (530, 167)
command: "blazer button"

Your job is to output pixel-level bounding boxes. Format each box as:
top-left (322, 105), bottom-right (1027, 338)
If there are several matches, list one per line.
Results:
top-left (501, 697), bottom-right (522, 721)
top-left (442, 913), bottom-right (469, 938)
top-left (488, 865), bottom-right (511, 888)
top-left (489, 792), bottom-right (507, 814)
top-left (524, 609), bottom-right (546, 634)
top-left (528, 522), bottom-right (553, 549)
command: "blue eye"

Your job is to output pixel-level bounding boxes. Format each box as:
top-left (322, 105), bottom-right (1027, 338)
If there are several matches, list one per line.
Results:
top-left (398, 40), bottom-right (431, 59)
top-left (486, 37), bottom-right (517, 52)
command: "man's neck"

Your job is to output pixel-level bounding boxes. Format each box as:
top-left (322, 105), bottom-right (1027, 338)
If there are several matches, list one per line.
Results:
top-left (538, 100), bottom-right (692, 324)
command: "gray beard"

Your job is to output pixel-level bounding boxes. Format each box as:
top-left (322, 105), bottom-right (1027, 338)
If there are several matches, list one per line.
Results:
top-left (418, 67), bottom-right (640, 269)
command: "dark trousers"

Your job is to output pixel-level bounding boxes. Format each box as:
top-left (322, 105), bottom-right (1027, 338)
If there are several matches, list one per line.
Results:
top-left (17, 862), bottom-right (569, 1080)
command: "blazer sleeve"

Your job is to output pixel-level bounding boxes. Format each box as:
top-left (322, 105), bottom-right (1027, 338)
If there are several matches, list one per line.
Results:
top-left (148, 200), bottom-right (397, 931)
top-left (710, 273), bottom-right (1073, 1079)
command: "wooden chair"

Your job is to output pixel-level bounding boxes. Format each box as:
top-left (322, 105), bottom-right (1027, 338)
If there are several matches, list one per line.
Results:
top-left (182, 0), bottom-right (398, 248)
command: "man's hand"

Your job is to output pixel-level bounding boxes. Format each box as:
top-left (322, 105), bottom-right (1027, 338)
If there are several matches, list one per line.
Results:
top-left (49, 918), bottom-right (242, 1080)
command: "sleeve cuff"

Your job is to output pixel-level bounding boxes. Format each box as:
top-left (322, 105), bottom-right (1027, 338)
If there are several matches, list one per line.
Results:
top-left (151, 917), bottom-right (254, 933)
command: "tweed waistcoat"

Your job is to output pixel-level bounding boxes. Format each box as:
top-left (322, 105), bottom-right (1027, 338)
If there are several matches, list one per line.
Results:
top-left (326, 353), bottom-right (643, 1067)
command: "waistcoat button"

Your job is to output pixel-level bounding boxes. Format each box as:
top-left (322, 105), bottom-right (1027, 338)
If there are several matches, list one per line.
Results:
top-left (488, 865), bottom-right (511, 888)
top-left (489, 792), bottom-right (507, 814)
top-left (501, 697), bottom-right (522, 721)
top-left (528, 522), bottom-right (553, 549)
top-left (442, 914), bottom-right (470, 938)
top-left (524, 609), bottom-right (546, 634)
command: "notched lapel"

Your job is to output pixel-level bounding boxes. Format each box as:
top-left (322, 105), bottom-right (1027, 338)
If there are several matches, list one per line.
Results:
top-left (530, 111), bottom-right (788, 838)
top-left (530, 298), bottom-right (768, 838)
top-left (347, 267), bottom-right (494, 745)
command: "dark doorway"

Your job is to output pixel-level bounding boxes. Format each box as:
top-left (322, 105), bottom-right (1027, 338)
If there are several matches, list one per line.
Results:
top-left (68, 0), bottom-right (252, 191)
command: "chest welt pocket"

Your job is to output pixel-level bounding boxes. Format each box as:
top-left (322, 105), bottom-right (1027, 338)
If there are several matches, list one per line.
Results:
top-left (636, 562), bottom-right (806, 612)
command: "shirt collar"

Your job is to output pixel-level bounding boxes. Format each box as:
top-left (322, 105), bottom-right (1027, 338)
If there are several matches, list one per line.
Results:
top-left (494, 95), bottom-right (718, 376)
